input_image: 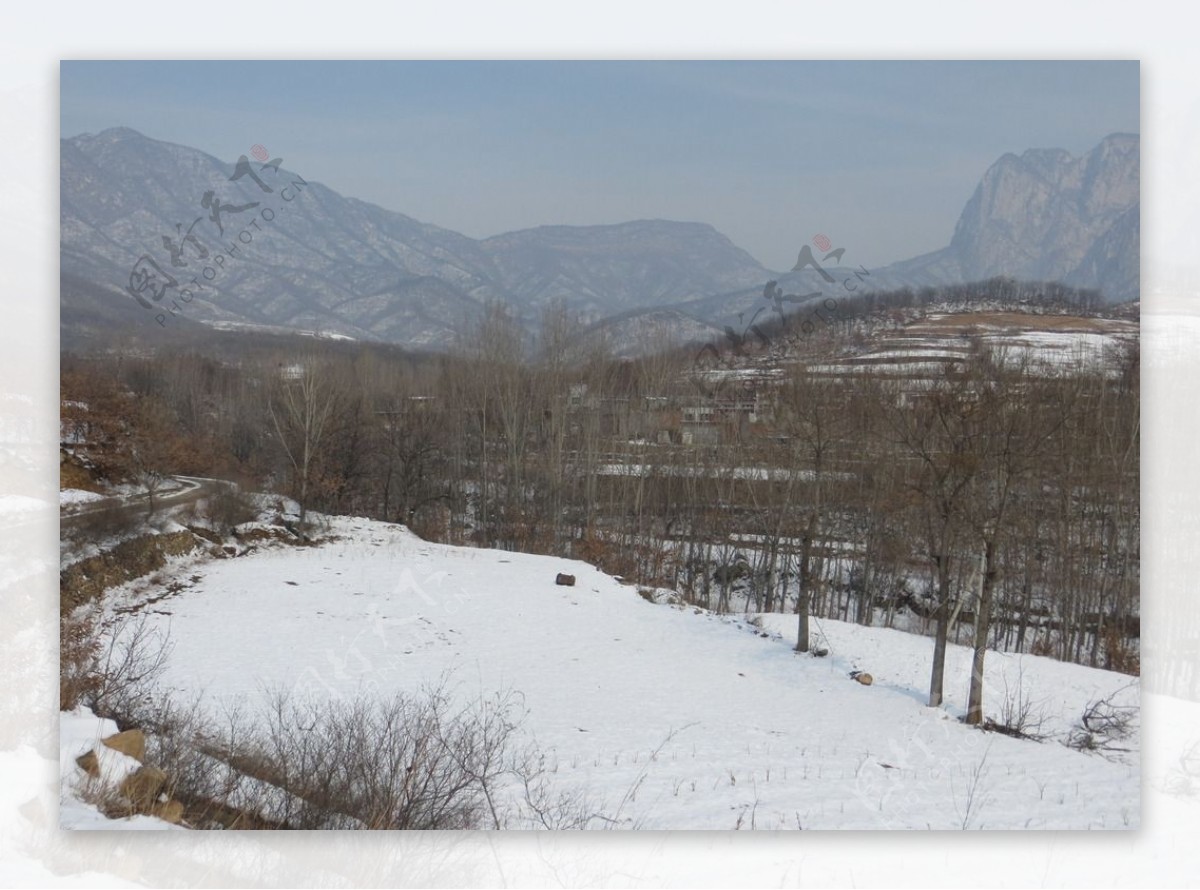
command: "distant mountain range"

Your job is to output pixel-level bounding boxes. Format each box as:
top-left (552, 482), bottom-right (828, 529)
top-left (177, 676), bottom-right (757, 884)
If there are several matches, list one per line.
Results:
top-left (60, 128), bottom-right (1138, 351)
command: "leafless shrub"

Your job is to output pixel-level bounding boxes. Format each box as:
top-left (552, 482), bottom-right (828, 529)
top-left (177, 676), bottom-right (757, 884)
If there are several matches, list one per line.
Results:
top-left (134, 686), bottom-right (610, 831)
top-left (1066, 683), bottom-right (1138, 758)
top-left (63, 608), bottom-right (611, 831)
top-left (981, 666), bottom-right (1046, 741)
top-left (60, 607), bottom-right (173, 723)
top-left (132, 693), bottom-right (287, 829)
top-left (203, 483), bottom-right (260, 533)
top-left (512, 746), bottom-right (602, 830)
top-left (59, 611), bottom-right (97, 700)
top-left (86, 614), bottom-right (174, 726)
top-left (187, 685), bottom-right (542, 829)
top-left (60, 610), bottom-right (103, 711)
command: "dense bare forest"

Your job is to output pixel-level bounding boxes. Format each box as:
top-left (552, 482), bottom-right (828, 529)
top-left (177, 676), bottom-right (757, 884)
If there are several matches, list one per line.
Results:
top-left (61, 282), bottom-right (1140, 708)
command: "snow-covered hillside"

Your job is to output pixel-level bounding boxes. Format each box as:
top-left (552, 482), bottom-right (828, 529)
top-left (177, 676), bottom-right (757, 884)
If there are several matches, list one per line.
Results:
top-left (93, 516), bottom-right (1138, 830)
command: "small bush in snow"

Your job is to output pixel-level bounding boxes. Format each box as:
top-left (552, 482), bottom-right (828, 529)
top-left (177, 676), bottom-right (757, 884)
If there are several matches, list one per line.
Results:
top-left (1066, 685), bottom-right (1137, 759)
top-left (132, 683), bottom-right (607, 830)
top-left (980, 667), bottom-right (1046, 741)
top-left (61, 610), bottom-right (174, 725)
top-left (60, 611), bottom-right (102, 711)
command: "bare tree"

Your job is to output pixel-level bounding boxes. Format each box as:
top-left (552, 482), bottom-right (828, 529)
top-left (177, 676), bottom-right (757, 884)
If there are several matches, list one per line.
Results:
top-left (268, 357), bottom-right (340, 541)
top-left (882, 356), bottom-right (985, 707)
top-left (779, 366), bottom-right (848, 652)
top-left (964, 348), bottom-right (1066, 724)
top-left (127, 396), bottom-right (186, 518)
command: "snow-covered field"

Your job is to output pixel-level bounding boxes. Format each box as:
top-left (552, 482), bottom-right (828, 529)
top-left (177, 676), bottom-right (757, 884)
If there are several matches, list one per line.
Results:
top-left (91, 516), bottom-right (1139, 830)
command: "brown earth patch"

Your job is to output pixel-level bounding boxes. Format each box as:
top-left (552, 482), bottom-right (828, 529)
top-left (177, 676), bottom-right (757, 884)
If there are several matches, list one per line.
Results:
top-left (60, 530), bottom-right (203, 615)
top-left (60, 450), bottom-right (105, 493)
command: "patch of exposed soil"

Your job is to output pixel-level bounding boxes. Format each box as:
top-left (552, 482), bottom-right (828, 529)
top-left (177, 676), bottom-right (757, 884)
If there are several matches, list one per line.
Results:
top-left (60, 531), bottom-right (206, 615)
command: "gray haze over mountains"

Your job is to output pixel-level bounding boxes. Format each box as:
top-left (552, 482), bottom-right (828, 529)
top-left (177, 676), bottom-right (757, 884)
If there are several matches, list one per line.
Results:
top-left (60, 128), bottom-right (1139, 351)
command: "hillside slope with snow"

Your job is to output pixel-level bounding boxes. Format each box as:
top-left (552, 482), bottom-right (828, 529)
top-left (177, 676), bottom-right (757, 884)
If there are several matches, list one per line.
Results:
top-left (92, 516), bottom-right (1138, 830)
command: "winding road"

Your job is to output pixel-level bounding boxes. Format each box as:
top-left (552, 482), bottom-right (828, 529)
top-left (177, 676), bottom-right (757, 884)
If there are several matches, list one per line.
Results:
top-left (60, 475), bottom-right (235, 533)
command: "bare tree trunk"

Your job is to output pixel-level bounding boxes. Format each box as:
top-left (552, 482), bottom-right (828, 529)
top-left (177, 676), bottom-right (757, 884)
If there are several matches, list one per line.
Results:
top-left (965, 544), bottom-right (996, 724)
top-left (268, 359), bottom-right (338, 543)
top-left (796, 530), bottom-right (813, 653)
top-left (928, 548), bottom-right (954, 707)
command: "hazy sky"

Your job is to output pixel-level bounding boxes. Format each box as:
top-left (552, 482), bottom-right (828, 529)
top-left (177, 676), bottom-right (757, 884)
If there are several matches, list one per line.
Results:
top-left (60, 60), bottom-right (1138, 270)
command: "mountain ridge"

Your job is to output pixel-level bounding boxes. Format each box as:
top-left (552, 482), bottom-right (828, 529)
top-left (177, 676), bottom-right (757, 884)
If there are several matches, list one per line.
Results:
top-left (60, 128), bottom-right (1139, 350)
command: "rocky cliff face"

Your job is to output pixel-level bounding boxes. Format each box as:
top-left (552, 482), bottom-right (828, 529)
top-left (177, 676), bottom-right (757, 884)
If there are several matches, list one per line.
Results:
top-left (950, 131), bottom-right (1137, 289)
top-left (754, 133), bottom-right (1140, 313)
top-left (950, 133), bottom-right (1139, 296)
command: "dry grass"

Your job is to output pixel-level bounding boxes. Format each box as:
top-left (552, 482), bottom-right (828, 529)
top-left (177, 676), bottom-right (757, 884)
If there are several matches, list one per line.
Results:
top-left (60, 611), bottom-right (103, 711)
top-left (60, 451), bottom-right (106, 493)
